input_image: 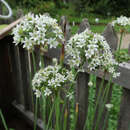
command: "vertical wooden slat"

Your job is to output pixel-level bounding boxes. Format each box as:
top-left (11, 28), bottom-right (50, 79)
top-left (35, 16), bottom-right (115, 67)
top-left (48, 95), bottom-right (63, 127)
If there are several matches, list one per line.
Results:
top-left (76, 72), bottom-right (89, 130)
top-left (117, 88), bottom-right (130, 130)
top-left (9, 44), bottom-right (24, 105)
top-left (59, 16), bottom-right (71, 41)
top-left (128, 43), bottom-right (130, 55)
top-left (78, 18), bottom-right (91, 34)
top-left (34, 47), bottom-right (41, 71)
top-left (19, 46), bottom-right (33, 111)
top-left (93, 77), bottom-right (112, 130)
top-left (0, 37), bottom-right (15, 108)
top-left (102, 23), bottom-right (118, 53)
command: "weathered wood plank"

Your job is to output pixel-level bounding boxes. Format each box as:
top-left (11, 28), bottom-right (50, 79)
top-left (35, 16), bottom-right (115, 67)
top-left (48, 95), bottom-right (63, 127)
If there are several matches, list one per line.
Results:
top-left (19, 46), bottom-right (33, 111)
top-left (0, 18), bottom-right (23, 40)
top-left (34, 47), bottom-right (41, 71)
top-left (117, 88), bottom-right (130, 130)
top-left (9, 44), bottom-right (24, 105)
top-left (0, 37), bottom-right (15, 108)
top-left (12, 101), bottom-right (44, 130)
top-left (60, 16), bottom-right (71, 41)
top-left (102, 23), bottom-right (118, 52)
top-left (76, 72), bottom-right (89, 130)
top-left (78, 18), bottom-right (91, 34)
top-left (128, 44), bottom-right (130, 55)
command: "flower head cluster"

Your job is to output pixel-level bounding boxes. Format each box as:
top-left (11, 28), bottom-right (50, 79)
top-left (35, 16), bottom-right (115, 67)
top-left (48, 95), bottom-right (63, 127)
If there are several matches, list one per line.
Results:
top-left (65, 28), bottom-right (119, 77)
top-left (88, 81), bottom-right (93, 87)
top-left (12, 13), bottom-right (64, 50)
top-left (105, 103), bottom-right (113, 111)
top-left (112, 16), bottom-right (130, 27)
top-left (32, 64), bottom-right (74, 98)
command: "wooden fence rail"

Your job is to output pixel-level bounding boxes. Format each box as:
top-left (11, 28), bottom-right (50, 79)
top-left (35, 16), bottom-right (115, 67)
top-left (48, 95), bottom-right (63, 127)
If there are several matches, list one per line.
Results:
top-left (0, 16), bottom-right (130, 130)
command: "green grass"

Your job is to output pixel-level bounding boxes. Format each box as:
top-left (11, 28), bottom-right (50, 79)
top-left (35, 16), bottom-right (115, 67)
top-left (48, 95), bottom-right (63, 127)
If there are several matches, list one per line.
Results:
top-left (71, 25), bottom-right (106, 35)
top-left (91, 25), bottom-right (105, 33)
top-left (114, 25), bottom-right (130, 33)
top-left (71, 26), bottom-right (78, 35)
top-left (0, 24), bottom-right (7, 30)
top-left (115, 49), bottom-right (130, 63)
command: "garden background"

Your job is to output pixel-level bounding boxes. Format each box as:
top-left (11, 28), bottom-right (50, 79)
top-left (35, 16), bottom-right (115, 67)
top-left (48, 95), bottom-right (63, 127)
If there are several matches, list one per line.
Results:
top-left (0, 0), bottom-right (130, 130)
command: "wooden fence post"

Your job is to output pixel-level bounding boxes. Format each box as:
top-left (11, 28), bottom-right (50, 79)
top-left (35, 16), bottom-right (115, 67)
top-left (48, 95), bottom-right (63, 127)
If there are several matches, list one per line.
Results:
top-left (102, 23), bottom-right (118, 53)
top-left (76, 72), bottom-right (89, 130)
top-left (78, 18), bottom-right (90, 34)
top-left (59, 16), bottom-right (71, 41)
top-left (117, 88), bottom-right (130, 130)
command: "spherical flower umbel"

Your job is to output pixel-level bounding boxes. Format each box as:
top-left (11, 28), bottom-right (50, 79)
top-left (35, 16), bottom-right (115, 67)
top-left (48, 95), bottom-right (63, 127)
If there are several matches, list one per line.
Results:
top-left (12, 13), bottom-right (64, 51)
top-left (32, 64), bottom-right (75, 98)
top-left (65, 28), bottom-right (119, 78)
top-left (112, 16), bottom-right (130, 27)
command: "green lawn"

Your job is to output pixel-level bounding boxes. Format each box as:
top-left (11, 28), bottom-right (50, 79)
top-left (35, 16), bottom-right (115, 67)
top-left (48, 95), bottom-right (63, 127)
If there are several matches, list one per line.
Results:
top-left (91, 25), bottom-right (105, 33)
top-left (0, 24), bottom-right (7, 31)
top-left (71, 25), bottom-right (106, 35)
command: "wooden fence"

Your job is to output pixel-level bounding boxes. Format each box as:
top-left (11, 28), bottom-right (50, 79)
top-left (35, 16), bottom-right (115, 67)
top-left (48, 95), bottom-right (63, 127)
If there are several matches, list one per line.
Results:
top-left (0, 16), bottom-right (130, 130)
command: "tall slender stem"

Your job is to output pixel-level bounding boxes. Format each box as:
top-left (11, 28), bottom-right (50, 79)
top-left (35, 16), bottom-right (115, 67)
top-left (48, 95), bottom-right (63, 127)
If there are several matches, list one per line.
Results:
top-left (40, 55), bottom-right (44, 68)
top-left (28, 51), bottom-right (34, 112)
top-left (60, 19), bottom-right (66, 67)
top-left (31, 51), bottom-right (38, 130)
top-left (60, 43), bottom-right (65, 66)
top-left (34, 98), bottom-right (38, 130)
top-left (118, 29), bottom-right (124, 51)
top-left (0, 109), bottom-right (8, 130)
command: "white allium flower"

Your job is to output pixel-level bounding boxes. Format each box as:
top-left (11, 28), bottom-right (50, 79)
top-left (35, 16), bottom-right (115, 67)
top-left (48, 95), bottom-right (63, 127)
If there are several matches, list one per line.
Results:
top-left (44, 88), bottom-right (52, 96)
top-left (34, 90), bottom-right (41, 98)
top-left (107, 12), bottom-right (111, 16)
top-left (12, 13), bottom-right (64, 51)
top-left (95, 18), bottom-right (99, 23)
top-left (52, 58), bottom-right (58, 65)
top-left (32, 64), bottom-right (74, 98)
top-left (113, 72), bottom-right (120, 78)
top-left (65, 28), bottom-right (119, 78)
top-left (105, 103), bottom-right (113, 110)
top-left (112, 16), bottom-right (130, 27)
top-left (39, 61), bottom-right (42, 67)
top-left (66, 92), bottom-right (74, 101)
top-left (88, 81), bottom-right (93, 87)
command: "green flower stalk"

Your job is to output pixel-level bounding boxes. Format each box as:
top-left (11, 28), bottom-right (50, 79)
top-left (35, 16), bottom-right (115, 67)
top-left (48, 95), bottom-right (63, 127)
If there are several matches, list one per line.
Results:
top-left (118, 29), bottom-right (125, 51)
top-left (63, 109), bottom-right (68, 130)
top-left (0, 109), bottom-right (8, 130)
top-left (72, 103), bottom-right (79, 130)
top-left (60, 43), bottom-right (65, 66)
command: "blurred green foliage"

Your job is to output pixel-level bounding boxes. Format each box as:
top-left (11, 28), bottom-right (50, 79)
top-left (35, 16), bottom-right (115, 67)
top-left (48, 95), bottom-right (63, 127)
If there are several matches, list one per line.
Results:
top-left (115, 49), bottom-right (130, 63)
top-left (5, 0), bottom-right (130, 17)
